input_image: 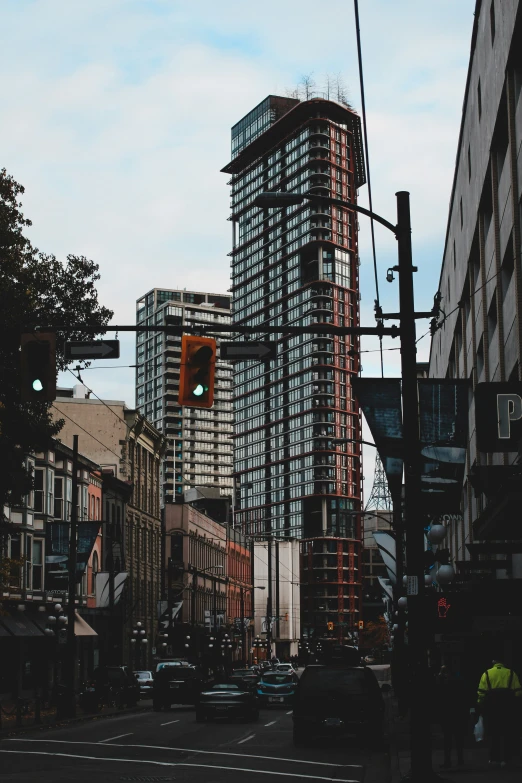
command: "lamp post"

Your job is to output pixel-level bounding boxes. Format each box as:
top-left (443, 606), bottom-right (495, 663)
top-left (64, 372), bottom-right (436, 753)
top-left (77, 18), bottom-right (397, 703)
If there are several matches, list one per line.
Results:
top-left (240, 584), bottom-right (266, 665)
top-left (254, 189), bottom-right (433, 782)
top-left (130, 622), bottom-right (147, 670)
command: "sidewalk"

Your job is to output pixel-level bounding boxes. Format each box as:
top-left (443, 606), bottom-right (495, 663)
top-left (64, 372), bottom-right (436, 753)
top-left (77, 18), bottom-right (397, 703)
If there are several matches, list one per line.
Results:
top-left (387, 694), bottom-right (522, 783)
top-left (0, 697), bottom-right (152, 737)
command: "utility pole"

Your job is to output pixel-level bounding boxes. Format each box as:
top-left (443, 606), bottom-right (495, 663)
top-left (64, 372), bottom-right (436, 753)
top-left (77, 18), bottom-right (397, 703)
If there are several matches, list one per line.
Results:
top-left (240, 586), bottom-right (246, 666)
top-left (65, 434), bottom-right (79, 718)
top-left (266, 537), bottom-right (272, 661)
top-left (191, 567), bottom-right (197, 629)
top-left (396, 191), bottom-right (430, 780)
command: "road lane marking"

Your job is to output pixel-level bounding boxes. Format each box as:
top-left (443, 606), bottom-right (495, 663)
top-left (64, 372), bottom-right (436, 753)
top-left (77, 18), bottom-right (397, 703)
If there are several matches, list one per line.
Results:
top-left (264, 721), bottom-right (277, 726)
top-left (286, 711), bottom-right (292, 714)
top-left (98, 733), bottom-right (132, 743)
top-left (238, 734), bottom-right (255, 744)
top-left (9, 739), bottom-right (363, 767)
top-left (0, 750), bottom-right (361, 781)
top-left (160, 720), bottom-right (180, 726)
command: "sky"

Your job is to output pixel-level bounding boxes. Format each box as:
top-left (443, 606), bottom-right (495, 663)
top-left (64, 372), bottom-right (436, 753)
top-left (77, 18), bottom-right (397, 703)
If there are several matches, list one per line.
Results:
top-left (1, 0), bottom-right (477, 497)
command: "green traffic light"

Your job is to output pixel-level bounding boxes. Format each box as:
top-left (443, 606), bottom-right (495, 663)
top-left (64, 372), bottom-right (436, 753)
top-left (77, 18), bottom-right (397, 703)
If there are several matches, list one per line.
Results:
top-left (192, 384), bottom-right (208, 397)
top-left (32, 379), bottom-right (44, 392)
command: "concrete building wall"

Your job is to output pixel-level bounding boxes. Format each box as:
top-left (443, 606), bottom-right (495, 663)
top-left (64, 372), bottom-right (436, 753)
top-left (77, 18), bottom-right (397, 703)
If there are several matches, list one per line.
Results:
top-left (429, 0), bottom-right (522, 563)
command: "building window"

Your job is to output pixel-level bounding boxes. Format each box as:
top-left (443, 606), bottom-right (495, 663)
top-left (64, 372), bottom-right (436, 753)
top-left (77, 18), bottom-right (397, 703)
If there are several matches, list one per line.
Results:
top-left (32, 540), bottom-right (43, 590)
top-left (34, 469), bottom-right (44, 513)
top-left (490, 1), bottom-right (495, 44)
top-left (92, 551), bottom-right (99, 596)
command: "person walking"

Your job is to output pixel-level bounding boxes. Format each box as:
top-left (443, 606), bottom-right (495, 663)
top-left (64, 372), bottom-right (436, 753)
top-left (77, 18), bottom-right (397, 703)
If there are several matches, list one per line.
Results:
top-left (435, 664), bottom-right (470, 768)
top-left (476, 654), bottom-right (522, 767)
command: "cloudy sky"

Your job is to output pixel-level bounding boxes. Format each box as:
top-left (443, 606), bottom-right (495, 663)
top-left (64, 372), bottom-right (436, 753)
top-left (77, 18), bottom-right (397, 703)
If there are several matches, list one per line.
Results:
top-left (2, 0), bottom-right (476, 493)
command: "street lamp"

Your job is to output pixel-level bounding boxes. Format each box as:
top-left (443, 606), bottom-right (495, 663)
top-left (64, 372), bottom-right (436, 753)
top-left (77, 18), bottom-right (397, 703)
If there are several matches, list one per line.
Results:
top-left (254, 188), bottom-right (432, 782)
top-left (131, 622), bottom-right (147, 669)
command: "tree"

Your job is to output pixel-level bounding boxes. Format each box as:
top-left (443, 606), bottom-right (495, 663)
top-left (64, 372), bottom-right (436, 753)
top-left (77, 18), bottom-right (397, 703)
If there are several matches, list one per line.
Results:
top-left (0, 168), bottom-right (113, 534)
top-left (360, 615), bottom-right (390, 651)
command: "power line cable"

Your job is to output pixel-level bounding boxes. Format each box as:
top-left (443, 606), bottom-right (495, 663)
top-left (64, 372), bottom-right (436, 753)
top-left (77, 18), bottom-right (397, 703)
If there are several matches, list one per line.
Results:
top-left (353, 0), bottom-right (383, 378)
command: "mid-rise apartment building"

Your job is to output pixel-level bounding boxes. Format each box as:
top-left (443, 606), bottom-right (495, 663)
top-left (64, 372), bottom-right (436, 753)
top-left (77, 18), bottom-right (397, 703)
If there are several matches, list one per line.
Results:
top-left (135, 288), bottom-right (233, 505)
top-left (222, 95), bottom-right (366, 639)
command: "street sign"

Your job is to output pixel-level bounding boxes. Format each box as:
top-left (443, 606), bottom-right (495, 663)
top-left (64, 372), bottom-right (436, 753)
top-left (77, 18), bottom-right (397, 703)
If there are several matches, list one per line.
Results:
top-left (220, 342), bottom-right (276, 361)
top-left (65, 340), bottom-right (120, 361)
top-left (475, 382), bottom-right (522, 451)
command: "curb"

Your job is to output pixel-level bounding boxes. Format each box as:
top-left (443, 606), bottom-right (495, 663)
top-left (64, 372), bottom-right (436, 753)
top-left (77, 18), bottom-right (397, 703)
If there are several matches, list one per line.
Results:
top-left (0, 701), bottom-right (152, 739)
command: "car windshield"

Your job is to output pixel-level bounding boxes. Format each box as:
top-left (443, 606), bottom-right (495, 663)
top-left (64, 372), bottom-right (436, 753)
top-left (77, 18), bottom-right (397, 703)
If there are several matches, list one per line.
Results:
top-left (301, 668), bottom-right (367, 693)
top-left (134, 671), bottom-right (152, 679)
top-left (262, 674), bottom-right (294, 685)
top-left (277, 665), bottom-right (291, 670)
top-left (211, 683), bottom-right (239, 690)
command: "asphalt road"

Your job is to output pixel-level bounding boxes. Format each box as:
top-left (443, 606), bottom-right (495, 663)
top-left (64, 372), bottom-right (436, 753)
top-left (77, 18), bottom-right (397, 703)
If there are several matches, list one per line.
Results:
top-left (0, 702), bottom-right (389, 783)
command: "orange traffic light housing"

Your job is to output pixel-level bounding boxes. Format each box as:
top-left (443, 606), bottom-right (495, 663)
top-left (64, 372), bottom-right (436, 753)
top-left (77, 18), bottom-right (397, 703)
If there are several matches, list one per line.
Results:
top-left (327, 621), bottom-right (334, 631)
top-left (178, 335), bottom-right (216, 408)
top-left (20, 332), bottom-right (57, 402)
top-left (358, 620), bottom-right (364, 630)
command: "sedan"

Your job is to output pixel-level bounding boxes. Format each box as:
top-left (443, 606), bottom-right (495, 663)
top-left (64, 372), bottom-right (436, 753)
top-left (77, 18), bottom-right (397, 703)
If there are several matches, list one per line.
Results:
top-left (257, 672), bottom-right (297, 707)
top-left (228, 668), bottom-right (259, 691)
top-left (134, 670), bottom-right (154, 697)
top-left (196, 683), bottom-right (259, 722)
top-left (275, 663), bottom-right (297, 675)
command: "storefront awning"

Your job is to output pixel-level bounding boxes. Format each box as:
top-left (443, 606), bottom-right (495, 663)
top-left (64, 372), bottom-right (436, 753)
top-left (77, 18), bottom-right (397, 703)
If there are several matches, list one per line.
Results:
top-left (0, 612), bottom-right (44, 637)
top-left (74, 612), bottom-right (97, 637)
top-left (352, 377), bottom-right (470, 515)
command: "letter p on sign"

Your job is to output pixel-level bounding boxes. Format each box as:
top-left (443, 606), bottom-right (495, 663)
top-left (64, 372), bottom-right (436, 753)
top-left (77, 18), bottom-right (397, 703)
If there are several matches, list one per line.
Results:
top-left (497, 394), bottom-right (522, 439)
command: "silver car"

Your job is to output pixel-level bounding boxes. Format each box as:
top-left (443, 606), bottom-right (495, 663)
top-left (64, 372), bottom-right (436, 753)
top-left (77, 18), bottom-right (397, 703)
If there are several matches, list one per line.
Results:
top-left (134, 670), bottom-right (154, 696)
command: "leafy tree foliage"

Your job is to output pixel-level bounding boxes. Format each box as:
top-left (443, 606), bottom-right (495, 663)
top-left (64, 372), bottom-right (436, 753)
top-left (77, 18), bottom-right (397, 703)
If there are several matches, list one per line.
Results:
top-left (0, 168), bottom-right (113, 532)
top-left (360, 615), bottom-right (390, 651)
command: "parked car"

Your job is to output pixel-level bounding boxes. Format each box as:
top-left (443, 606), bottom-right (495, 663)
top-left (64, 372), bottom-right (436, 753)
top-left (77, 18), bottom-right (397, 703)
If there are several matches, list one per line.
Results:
top-left (153, 665), bottom-right (209, 710)
top-left (257, 671), bottom-right (297, 707)
top-left (275, 663), bottom-right (297, 676)
top-left (134, 670), bottom-right (154, 697)
top-left (292, 661), bottom-right (385, 748)
top-left (196, 683), bottom-right (259, 722)
top-left (228, 668), bottom-right (259, 691)
top-left (155, 659), bottom-right (191, 673)
top-left (92, 666), bottom-right (140, 707)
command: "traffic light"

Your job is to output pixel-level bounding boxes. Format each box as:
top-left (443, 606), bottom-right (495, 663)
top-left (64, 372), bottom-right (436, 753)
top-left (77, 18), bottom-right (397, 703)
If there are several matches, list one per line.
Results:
top-left (178, 336), bottom-right (216, 408)
top-left (358, 621), bottom-right (364, 630)
top-left (20, 332), bottom-right (56, 402)
top-left (327, 621), bottom-right (334, 631)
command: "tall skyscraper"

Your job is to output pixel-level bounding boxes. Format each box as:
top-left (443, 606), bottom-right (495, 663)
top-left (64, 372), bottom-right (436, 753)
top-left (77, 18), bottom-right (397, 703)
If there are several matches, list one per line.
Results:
top-left (222, 95), bottom-right (366, 640)
top-left (135, 288), bottom-right (233, 505)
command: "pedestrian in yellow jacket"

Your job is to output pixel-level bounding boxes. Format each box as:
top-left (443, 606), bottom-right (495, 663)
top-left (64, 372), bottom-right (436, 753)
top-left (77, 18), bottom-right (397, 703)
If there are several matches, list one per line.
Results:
top-left (476, 657), bottom-right (522, 767)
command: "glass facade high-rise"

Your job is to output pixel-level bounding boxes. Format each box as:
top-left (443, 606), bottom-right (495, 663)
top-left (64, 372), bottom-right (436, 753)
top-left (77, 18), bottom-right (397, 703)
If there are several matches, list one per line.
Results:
top-left (135, 289), bottom-right (233, 505)
top-left (222, 96), bottom-right (366, 640)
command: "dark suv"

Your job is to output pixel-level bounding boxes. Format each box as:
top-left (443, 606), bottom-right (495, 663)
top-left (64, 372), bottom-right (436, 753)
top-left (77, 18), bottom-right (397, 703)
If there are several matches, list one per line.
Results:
top-left (153, 665), bottom-right (210, 710)
top-left (292, 662), bottom-right (385, 747)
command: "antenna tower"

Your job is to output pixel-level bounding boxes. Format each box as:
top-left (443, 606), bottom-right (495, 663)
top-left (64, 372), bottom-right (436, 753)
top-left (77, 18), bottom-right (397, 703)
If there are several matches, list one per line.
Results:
top-left (365, 453), bottom-right (392, 511)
